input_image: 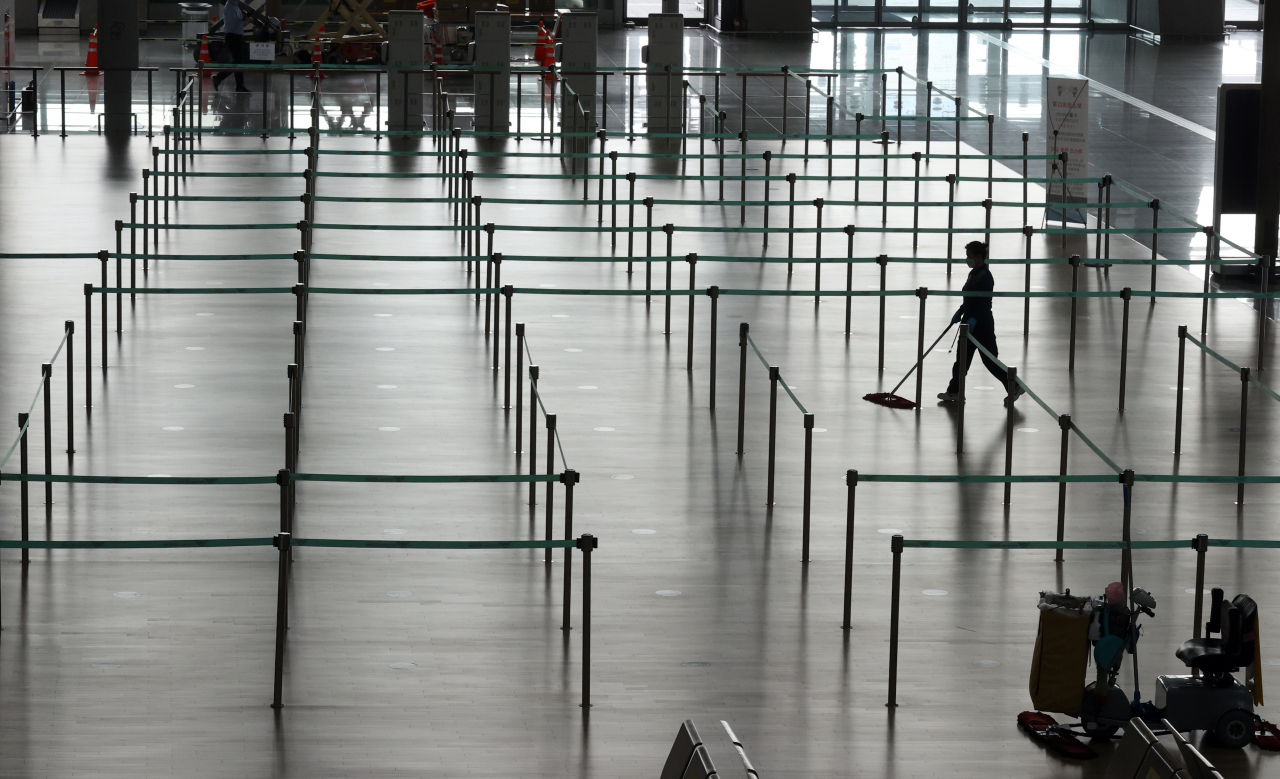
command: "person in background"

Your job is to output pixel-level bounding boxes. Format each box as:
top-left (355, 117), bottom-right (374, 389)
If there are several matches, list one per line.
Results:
top-left (938, 241), bottom-right (1025, 406)
top-left (213, 0), bottom-right (249, 93)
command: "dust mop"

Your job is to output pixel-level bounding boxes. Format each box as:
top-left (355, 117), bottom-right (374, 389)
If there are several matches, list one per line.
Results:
top-left (863, 322), bottom-right (956, 409)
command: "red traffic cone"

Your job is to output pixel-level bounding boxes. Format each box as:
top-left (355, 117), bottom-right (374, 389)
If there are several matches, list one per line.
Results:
top-left (308, 40), bottom-right (327, 79)
top-left (533, 21), bottom-right (546, 63)
top-left (199, 33), bottom-right (211, 64)
top-left (80, 25), bottom-right (99, 75)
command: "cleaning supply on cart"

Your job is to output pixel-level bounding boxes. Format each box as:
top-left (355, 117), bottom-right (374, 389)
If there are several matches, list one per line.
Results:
top-left (1029, 590), bottom-right (1092, 715)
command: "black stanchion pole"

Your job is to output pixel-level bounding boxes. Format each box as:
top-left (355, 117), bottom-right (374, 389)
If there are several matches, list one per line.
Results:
top-left (626, 173), bottom-right (636, 273)
top-left (287, 364), bottom-right (298, 416)
top-left (528, 365), bottom-right (538, 506)
top-left (1003, 367), bottom-right (1017, 505)
top-left (516, 324), bottom-right (525, 451)
top-left (664, 225), bottom-right (674, 335)
top-left (64, 321), bottom-right (74, 455)
top-left (1120, 469), bottom-right (1135, 591)
top-left (767, 366), bottom-right (779, 506)
top-left (983, 198), bottom-right (992, 248)
top-left (283, 413), bottom-right (297, 534)
top-left (1150, 199), bottom-right (1160, 294)
top-left (880, 131), bottom-right (889, 226)
top-left (645, 197), bottom-right (654, 304)
top-left (578, 533), bottom-right (597, 710)
top-left (1119, 287), bottom-right (1131, 410)
top-left (1192, 533), bottom-right (1208, 641)
top-left (41, 364), bottom-right (52, 523)
top-left (956, 323), bottom-right (968, 453)
top-left (492, 251), bottom-right (502, 369)
top-left (914, 287), bottom-right (928, 409)
top-left (1023, 226), bottom-right (1033, 336)
top-left (845, 226), bottom-right (855, 336)
top-left (814, 198), bottom-right (824, 304)
top-left (1238, 367), bottom-right (1250, 506)
top-left (946, 174), bottom-right (956, 270)
top-left (1258, 256), bottom-right (1272, 373)
top-left (686, 254), bottom-right (697, 370)
top-left (787, 173), bottom-right (796, 273)
top-left (855, 113), bottom-right (863, 202)
top-left (912, 152), bottom-right (921, 249)
top-left (503, 285), bottom-right (513, 408)
top-left (1175, 326), bottom-right (1187, 456)
top-left (737, 323), bottom-right (749, 456)
top-left (708, 286), bottom-right (719, 409)
top-left (545, 413), bottom-right (556, 564)
top-left (762, 151), bottom-right (772, 250)
top-left (1053, 414), bottom-right (1072, 562)
top-left (842, 469), bottom-right (857, 631)
top-left (18, 413), bottom-right (29, 566)
top-left (878, 256), bottom-right (888, 371)
top-left (802, 413), bottom-right (814, 563)
top-left (271, 530), bottom-right (290, 709)
top-left (99, 252), bottom-right (107, 370)
top-left (887, 533), bottom-right (903, 708)
top-left (739, 130), bottom-right (748, 225)
top-left (1068, 255), bottom-right (1080, 372)
top-left (114, 221), bottom-right (123, 334)
top-left (84, 286), bottom-right (92, 416)
top-left (560, 469), bottom-right (579, 631)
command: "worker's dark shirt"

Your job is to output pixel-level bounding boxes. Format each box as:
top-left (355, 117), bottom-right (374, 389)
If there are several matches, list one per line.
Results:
top-left (953, 264), bottom-right (995, 325)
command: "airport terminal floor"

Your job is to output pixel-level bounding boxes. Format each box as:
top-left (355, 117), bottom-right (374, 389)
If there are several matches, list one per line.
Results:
top-left (2, 24), bottom-right (1280, 779)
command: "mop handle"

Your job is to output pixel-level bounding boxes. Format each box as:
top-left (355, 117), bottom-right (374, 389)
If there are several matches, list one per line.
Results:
top-left (889, 322), bottom-right (956, 396)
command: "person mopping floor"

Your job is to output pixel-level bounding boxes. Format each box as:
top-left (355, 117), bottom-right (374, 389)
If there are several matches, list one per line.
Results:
top-left (938, 241), bottom-right (1025, 406)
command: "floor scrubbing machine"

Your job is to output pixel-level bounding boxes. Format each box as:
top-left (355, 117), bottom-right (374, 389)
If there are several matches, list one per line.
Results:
top-left (1033, 585), bottom-right (1260, 748)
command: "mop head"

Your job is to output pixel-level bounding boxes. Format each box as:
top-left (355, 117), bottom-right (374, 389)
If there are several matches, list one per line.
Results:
top-left (863, 392), bottom-right (917, 410)
top-left (1017, 711), bottom-right (1099, 760)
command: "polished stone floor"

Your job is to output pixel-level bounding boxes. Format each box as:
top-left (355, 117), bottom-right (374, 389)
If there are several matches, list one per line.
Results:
top-left (2, 27), bottom-right (1279, 779)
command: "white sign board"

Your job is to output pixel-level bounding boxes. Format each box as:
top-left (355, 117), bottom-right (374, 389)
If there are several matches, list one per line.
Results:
top-left (249, 42), bottom-right (275, 61)
top-left (1045, 77), bottom-right (1088, 201)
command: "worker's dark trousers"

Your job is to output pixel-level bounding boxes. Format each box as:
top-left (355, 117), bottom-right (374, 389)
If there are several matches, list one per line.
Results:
top-left (214, 34), bottom-right (248, 91)
top-left (946, 322), bottom-right (1008, 393)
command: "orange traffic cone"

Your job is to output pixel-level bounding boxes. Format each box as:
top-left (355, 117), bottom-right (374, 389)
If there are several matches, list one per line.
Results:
top-left (308, 40), bottom-right (327, 79)
top-left (533, 21), bottom-right (547, 63)
top-left (198, 34), bottom-right (211, 63)
top-left (538, 23), bottom-right (555, 79)
top-left (80, 25), bottom-right (98, 75)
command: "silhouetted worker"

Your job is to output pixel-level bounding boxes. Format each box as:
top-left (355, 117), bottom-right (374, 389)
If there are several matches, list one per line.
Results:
top-left (213, 0), bottom-right (250, 93)
top-left (938, 241), bottom-right (1025, 405)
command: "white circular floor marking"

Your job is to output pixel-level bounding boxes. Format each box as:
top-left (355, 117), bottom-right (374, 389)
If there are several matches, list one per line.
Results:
top-left (973, 660), bottom-right (1001, 668)
top-left (377, 385), bottom-right (397, 389)
top-left (185, 346), bottom-right (205, 351)
top-left (552, 314), bottom-right (570, 318)
top-left (565, 348), bottom-right (584, 353)
top-left (656, 590), bottom-right (682, 597)
top-left (113, 592), bottom-right (139, 598)
top-left (376, 347), bottom-right (395, 351)
top-left (611, 475), bottom-right (634, 480)
top-left (196, 312), bottom-right (215, 317)
top-left (578, 385), bottom-right (598, 390)
top-left (375, 313), bottom-right (393, 317)
top-left (383, 529), bottom-right (408, 535)
top-left (378, 427), bottom-right (401, 432)
top-left (593, 427), bottom-right (615, 432)
top-left (632, 529), bottom-right (656, 534)
top-left (174, 384), bottom-right (195, 389)
top-left (1016, 428), bottom-right (1039, 433)
top-left (922, 589), bottom-right (948, 596)
top-left (877, 528), bottom-right (903, 534)
top-left (162, 426), bottom-right (184, 431)
top-left (147, 474), bottom-right (171, 478)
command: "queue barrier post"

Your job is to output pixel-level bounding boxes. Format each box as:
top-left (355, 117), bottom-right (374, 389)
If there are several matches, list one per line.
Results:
top-left (1174, 325), bottom-right (1187, 456)
top-left (1003, 366), bottom-right (1016, 505)
top-left (945, 174), bottom-right (956, 269)
top-left (18, 413), bottom-right (29, 565)
top-left (1238, 367), bottom-right (1249, 506)
top-left (1150, 199), bottom-right (1160, 294)
top-left (767, 366), bottom-right (779, 507)
top-left (1022, 226), bottom-right (1033, 336)
top-left (528, 365), bottom-right (539, 507)
top-left (83, 284), bottom-right (93, 413)
top-left (787, 173), bottom-right (797, 272)
top-left (491, 249), bottom-right (502, 369)
top-left (578, 533), bottom-right (597, 710)
top-left (1120, 469), bottom-right (1135, 591)
top-left (515, 323), bottom-right (525, 452)
top-left (802, 413), bottom-right (814, 563)
top-left (887, 533), bottom-right (903, 708)
top-left (708, 286), bottom-right (719, 410)
top-left (544, 413), bottom-right (556, 564)
top-left (664, 225), bottom-right (675, 335)
top-left (645, 197), bottom-right (654, 303)
top-left (814, 198), bottom-right (824, 304)
top-left (560, 469), bottom-right (579, 631)
top-left (503, 284), bottom-right (513, 408)
top-left (1258, 255), bottom-right (1272, 373)
top-left (911, 152), bottom-right (921, 249)
top-left (626, 173), bottom-right (636, 272)
top-left (1068, 255), bottom-right (1080, 372)
top-left (955, 323), bottom-right (968, 453)
top-left (686, 254), bottom-right (698, 371)
top-left (844, 226), bottom-right (856, 336)
top-left (842, 469), bottom-right (857, 630)
top-left (1119, 287), bottom-right (1131, 410)
top-left (762, 151), bottom-right (772, 250)
top-left (914, 287), bottom-right (928, 409)
top-left (41, 363), bottom-right (52, 522)
top-left (64, 321), bottom-right (74, 455)
top-left (271, 530), bottom-right (291, 708)
top-left (878, 255), bottom-right (888, 371)
top-left (736, 322), bottom-right (749, 456)
top-left (1056, 414), bottom-right (1071, 563)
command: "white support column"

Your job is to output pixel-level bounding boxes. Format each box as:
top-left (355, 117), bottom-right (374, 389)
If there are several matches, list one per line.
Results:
top-left (387, 9), bottom-right (425, 132)
top-left (473, 11), bottom-right (510, 134)
top-left (644, 13), bottom-right (683, 135)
